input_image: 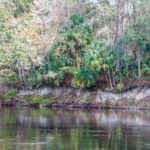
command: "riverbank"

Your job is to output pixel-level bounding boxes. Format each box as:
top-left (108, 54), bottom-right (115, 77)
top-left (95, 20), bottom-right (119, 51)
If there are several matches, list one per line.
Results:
top-left (0, 86), bottom-right (150, 109)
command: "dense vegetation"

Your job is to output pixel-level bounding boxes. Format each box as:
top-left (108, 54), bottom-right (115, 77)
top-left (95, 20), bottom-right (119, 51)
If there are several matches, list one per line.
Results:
top-left (0, 0), bottom-right (149, 91)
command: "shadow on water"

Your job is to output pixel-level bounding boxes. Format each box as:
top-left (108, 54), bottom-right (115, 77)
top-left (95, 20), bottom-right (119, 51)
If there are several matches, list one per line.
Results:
top-left (0, 108), bottom-right (150, 150)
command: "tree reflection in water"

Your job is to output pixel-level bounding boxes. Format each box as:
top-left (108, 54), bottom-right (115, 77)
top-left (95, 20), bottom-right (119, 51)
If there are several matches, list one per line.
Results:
top-left (0, 108), bottom-right (150, 150)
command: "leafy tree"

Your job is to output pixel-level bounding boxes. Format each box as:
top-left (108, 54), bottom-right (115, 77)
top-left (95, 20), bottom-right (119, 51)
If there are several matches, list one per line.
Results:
top-left (44, 13), bottom-right (116, 88)
top-left (84, 40), bottom-right (115, 88)
top-left (44, 13), bottom-right (94, 88)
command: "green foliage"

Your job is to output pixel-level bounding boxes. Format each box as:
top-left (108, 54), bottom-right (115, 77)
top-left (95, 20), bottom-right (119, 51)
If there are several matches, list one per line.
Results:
top-left (84, 40), bottom-right (115, 71)
top-left (0, 27), bottom-right (31, 86)
top-left (141, 64), bottom-right (150, 78)
top-left (43, 13), bottom-right (95, 88)
top-left (1, 0), bottom-right (149, 91)
top-left (56, 13), bottom-right (92, 64)
top-left (122, 23), bottom-right (149, 48)
top-left (27, 68), bottom-right (44, 88)
top-left (0, 0), bottom-right (33, 20)
top-left (1, 88), bottom-right (17, 103)
top-left (70, 67), bottom-right (97, 88)
top-left (116, 83), bottom-right (124, 92)
top-left (0, 63), bottom-right (19, 85)
top-left (120, 22), bottom-right (150, 79)
top-left (5, 88), bottom-right (17, 97)
top-left (12, 0), bottom-right (34, 17)
top-left (37, 12), bottom-right (149, 89)
top-left (42, 13), bottom-right (118, 89)
top-left (29, 95), bottom-right (51, 106)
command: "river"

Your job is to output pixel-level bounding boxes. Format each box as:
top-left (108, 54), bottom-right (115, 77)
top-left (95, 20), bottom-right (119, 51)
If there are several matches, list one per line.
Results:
top-left (0, 108), bottom-right (150, 150)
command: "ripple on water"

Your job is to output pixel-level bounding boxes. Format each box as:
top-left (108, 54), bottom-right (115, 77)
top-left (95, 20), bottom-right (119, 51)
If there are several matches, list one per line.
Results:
top-left (15, 142), bottom-right (48, 146)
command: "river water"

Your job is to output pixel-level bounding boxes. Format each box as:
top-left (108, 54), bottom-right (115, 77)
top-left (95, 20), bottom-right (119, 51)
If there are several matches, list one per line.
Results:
top-left (0, 108), bottom-right (150, 150)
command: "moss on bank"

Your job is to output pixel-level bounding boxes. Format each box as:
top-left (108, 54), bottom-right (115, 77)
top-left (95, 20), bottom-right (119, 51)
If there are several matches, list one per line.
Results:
top-left (0, 89), bottom-right (52, 107)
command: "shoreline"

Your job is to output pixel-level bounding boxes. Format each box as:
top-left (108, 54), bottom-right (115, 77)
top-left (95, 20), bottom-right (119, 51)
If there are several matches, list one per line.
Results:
top-left (1, 104), bottom-right (150, 110)
top-left (0, 86), bottom-right (150, 110)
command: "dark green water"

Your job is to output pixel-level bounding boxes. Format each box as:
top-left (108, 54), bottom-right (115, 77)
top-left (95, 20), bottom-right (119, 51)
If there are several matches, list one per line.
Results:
top-left (0, 108), bottom-right (150, 150)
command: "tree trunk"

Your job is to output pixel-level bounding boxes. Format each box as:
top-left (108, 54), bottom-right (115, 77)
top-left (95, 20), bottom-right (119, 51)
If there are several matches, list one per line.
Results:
top-left (0, 101), bottom-right (2, 108)
top-left (104, 70), bottom-right (109, 87)
top-left (18, 62), bottom-right (27, 88)
top-left (18, 66), bottom-right (23, 85)
top-left (137, 48), bottom-right (141, 78)
top-left (74, 50), bottom-right (80, 68)
top-left (114, 0), bottom-right (124, 71)
top-left (108, 71), bottom-right (113, 89)
top-left (112, 71), bottom-right (116, 87)
top-left (77, 0), bottom-right (82, 15)
top-left (67, 0), bottom-right (70, 17)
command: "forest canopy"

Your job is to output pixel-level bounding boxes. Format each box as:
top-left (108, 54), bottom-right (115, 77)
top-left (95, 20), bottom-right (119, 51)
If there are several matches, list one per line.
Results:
top-left (0, 0), bottom-right (149, 90)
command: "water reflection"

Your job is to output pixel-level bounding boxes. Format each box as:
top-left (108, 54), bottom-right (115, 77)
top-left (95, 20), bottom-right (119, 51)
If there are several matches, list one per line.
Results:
top-left (0, 108), bottom-right (150, 150)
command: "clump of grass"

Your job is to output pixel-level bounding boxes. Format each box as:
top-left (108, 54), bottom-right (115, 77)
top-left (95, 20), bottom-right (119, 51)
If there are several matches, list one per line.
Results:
top-left (116, 83), bottom-right (124, 92)
top-left (28, 95), bottom-right (51, 106)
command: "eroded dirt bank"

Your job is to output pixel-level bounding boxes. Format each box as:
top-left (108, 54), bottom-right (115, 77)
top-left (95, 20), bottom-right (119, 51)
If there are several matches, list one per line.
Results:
top-left (17, 87), bottom-right (150, 109)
